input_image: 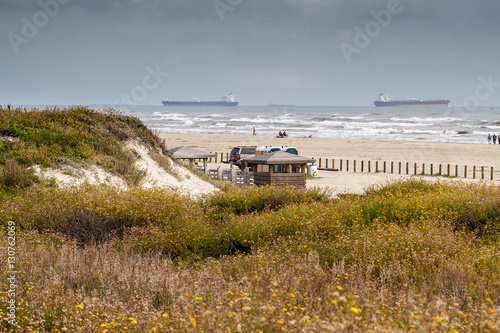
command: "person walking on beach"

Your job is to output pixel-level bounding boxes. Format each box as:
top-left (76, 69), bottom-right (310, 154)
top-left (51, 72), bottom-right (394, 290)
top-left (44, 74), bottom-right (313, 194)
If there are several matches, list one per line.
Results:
top-left (494, 134), bottom-right (497, 144)
top-left (488, 134), bottom-right (492, 144)
top-left (253, 127), bottom-right (256, 136)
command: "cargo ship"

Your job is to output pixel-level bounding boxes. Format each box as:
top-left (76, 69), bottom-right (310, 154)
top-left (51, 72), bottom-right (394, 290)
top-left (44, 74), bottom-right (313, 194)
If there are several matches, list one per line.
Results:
top-left (162, 93), bottom-right (238, 106)
top-left (374, 94), bottom-right (450, 107)
top-left (268, 103), bottom-right (295, 107)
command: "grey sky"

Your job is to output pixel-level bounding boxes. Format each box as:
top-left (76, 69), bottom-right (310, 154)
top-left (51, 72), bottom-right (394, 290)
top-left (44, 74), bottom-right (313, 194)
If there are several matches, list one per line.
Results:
top-left (1, 0), bottom-right (500, 106)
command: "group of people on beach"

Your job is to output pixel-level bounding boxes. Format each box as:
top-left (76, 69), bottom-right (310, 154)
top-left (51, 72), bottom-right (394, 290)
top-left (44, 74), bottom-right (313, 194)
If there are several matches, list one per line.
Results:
top-left (278, 131), bottom-right (288, 138)
top-left (487, 134), bottom-right (500, 144)
top-left (252, 128), bottom-right (289, 138)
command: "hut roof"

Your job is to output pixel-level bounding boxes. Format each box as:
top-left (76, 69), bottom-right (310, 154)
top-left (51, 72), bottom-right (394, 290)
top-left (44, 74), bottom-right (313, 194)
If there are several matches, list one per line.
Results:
top-left (167, 146), bottom-right (216, 159)
top-left (241, 151), bottom-right (315, 165)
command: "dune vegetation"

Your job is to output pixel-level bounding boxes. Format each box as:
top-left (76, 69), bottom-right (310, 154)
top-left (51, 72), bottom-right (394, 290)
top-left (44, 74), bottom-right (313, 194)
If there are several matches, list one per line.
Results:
top-left (0, 106), bottom-right (167, 193)
top-left (0, 107), bottom-right (499, 332)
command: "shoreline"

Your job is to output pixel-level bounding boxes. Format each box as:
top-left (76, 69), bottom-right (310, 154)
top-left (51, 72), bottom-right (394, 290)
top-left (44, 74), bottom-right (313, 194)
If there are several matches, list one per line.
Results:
top-left (160, 132), bottom-right (500, 194)
top-left (159, 132), bottom-right (498, 166)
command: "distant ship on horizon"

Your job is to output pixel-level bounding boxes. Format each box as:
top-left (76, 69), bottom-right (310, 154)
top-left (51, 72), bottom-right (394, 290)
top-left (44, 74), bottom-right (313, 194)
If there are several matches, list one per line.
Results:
top-left (162, 93), bottom-right (238, 106)
top-left (374, 94), bottom-right (450, 107)
top-left (268, 103), bottom-right (295, 107)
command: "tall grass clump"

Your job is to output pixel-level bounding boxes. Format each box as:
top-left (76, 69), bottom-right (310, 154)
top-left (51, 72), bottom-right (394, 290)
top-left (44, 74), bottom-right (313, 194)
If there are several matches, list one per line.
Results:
top-left (203, 184), bottom-right (330, 215)
top-left (0, 158), bottom-right (33, 190)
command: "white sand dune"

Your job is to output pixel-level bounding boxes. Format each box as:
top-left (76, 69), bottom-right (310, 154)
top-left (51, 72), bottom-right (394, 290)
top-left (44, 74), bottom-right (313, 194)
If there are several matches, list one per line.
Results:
top-left (125, 140), bottom-right (217, 196)
top-left (32, 139), bottom-right (218, 196)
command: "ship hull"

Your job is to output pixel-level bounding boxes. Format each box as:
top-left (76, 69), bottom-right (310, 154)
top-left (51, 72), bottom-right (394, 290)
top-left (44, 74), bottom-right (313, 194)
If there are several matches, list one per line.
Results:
top-left (374, 100), bottom-right (449, 107)
top-left (162, 101), bottom-right (238, 106)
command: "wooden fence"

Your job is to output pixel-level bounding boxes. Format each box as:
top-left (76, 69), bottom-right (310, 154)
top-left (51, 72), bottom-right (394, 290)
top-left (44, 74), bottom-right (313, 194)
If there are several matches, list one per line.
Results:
top-left (207, 166), bottom-right (254, 185)
top-left (313, 158), bottom-right (495, 181)
top-left (207, 152), bottom-right (230, 163)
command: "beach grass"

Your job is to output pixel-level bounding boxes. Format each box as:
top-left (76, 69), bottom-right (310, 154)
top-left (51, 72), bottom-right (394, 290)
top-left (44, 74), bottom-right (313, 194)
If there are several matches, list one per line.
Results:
top-left (1, 180), bottom-right (500, 332)
top-left (0, 106), bottom-right (166, 189)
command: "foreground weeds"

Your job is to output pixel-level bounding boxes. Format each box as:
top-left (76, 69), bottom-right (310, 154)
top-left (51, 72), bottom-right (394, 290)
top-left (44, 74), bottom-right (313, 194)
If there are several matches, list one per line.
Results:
top-left (1, 180), bottom-right (500, 331)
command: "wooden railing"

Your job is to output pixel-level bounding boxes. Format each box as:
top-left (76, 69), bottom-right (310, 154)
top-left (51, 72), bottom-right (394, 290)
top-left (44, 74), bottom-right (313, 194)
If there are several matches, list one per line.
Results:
top-left (207, 166), bottom-right (254, 185)
top-left (312, 158), bottom-right (495, 181)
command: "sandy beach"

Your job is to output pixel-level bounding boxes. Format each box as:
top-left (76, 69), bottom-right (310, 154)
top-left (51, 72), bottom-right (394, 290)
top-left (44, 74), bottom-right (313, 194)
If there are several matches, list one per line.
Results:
top-left (160, 133), bottom-right (500, 194)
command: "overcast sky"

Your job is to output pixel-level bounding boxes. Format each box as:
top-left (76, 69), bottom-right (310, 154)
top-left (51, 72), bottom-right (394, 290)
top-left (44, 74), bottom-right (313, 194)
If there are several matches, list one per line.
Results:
top-left (1, 0), bottom-right (500, 106)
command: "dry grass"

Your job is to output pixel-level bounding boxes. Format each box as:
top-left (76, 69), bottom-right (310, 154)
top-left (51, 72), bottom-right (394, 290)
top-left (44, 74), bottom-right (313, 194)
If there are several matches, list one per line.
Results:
top-left (1, 180), bottom-right (500, 331)
top-left (0, 158), bottom-right (33, 190)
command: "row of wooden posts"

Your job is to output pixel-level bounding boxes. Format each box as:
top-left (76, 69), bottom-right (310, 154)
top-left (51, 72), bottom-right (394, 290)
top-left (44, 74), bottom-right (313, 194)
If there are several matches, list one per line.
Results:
top-left (315, 158), bottom-right (495, 180)
top-left (207, 153), bottom-right (495, 181)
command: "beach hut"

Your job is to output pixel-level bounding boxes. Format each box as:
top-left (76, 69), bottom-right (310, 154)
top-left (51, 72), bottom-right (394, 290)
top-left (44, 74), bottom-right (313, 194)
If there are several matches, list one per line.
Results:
top-left (241, 151), bottom-right (315, 187)
top-left (167, 146), bottom-right (216, 172)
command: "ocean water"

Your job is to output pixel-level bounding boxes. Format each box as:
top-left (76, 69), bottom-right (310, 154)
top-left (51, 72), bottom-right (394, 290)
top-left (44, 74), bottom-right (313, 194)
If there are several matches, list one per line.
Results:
top-left (115, 105), bottom-right (500, 144)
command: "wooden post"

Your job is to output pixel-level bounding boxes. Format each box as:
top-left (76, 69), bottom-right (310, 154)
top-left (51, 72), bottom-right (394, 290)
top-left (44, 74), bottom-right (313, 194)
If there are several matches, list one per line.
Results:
top-left (455, 165), bottom-right (458, 177)
top-left (376, 161), bottom-right (379, 173)
top-left (332, 159), bottom-right (335, 169)
top-left (391, 162), bottom-right (394, 174)
top-left (422, 163), bottom-right (425, 175)
top-left (481, 166), bottom-right (484, 180)
top-left (347, 160), bottom-right (349, 172)
top-left (354, 160), bottom-right (356, 172)
top-left (473, 166), bottom-right (476, 179)
top-left (326, 158), bottom-right (329, 169)
top-left (226, 152), bottom-right (229, 162)
top-left (368, 161), bottom-right (371, 173)
top-left (439, 164), bottom-right (442, 175)
top-left (244, 166), bottom-right (249, 185)
top-left (361, 160), bottom-right (364, 172)
top-left (447, 164), bottom-right (450, 177)
top-left (464, 165), bottom-right (467, 178)
top-left (414, 163), bottom-right (417, 175)
top-left (491, 167), bottom-right (494, 180)
top-left (319, 158), bottom-right (322, 169)
top-left (430, 164), bottom-right (433, 176)
top-left (406, 162), bottom-right (409, 174)
top-left (398, 162), bottom-right (401, 174)
top-left (340, 159), bottom-right (343, 171)
top-left (383, 161), bottom-right (386, 173)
